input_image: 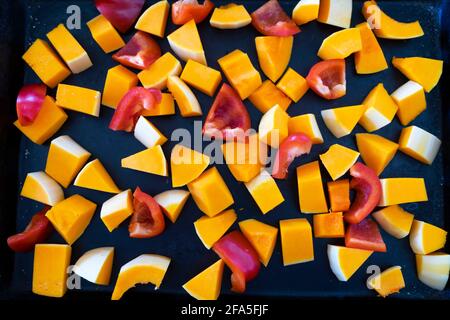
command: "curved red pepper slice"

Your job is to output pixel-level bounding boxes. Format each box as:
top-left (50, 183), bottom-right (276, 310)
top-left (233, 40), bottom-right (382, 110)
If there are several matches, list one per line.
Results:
top-left (109, 87), bottom-right (162, 132)
top-left (95, 0), bottom-right (145, 33)
top-left (16, 84), bottom-right (47, 126)
top-left (172, 0), bottom-right (215, 25)
top-left (344, 162), bottom-right (382, 224)
top-left (345, 218), bottom-right (387, 252)
top-left (272, 133), bottom-right (312, 179)
top-left (306, 59), bottom-right (346, 100)
top-left (251, 0), bottom-right (300, 36)
top-left (7, 207), bottom-right (53, 252)
top-left (112, 31), bottom-right (161, 70)
top-left (129, 187), bottom-right (165, 238)
top-left (212, 231), bottom-right (260, 293)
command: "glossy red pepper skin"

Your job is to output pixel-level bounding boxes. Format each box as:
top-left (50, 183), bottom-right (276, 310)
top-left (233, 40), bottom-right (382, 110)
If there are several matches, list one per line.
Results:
top-left (109, 87), bottom-right (162, 132)
top-left (272, 133), bottom-right (312, 179)
top-left (16, 84), bottom-right (47, 126)
top-left (345, 218), bottom-right (387, 252)
top-left (306, 59), bottom-right (346, 100)
top-left (344, 162), bottom-right (382, 224)
top-left (212, 231), bottom-right (260, 293)
top-left (7, 207), bottom-right (53, 252)
top-left (95, 0), bottom-right (145, 33)
top-left (129, 187), bottom-right (166, 238)
top-left (172, 0), bottom-right (215, 25)
top-left (251, 0), bottom-right (300, 36)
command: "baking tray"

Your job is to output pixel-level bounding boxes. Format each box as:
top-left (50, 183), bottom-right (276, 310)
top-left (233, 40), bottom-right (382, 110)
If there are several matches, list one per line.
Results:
top-left (0, 0), bottom-right (449, 301)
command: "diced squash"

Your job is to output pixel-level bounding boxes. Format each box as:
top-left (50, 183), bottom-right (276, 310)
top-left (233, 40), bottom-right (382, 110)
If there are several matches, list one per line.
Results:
top-left (210, 4), bottom-right (252, 29)
top-left (87, 14), bottom-right (125, 53)
top-left (134, 116), bottom-right (167, 148)
top-left (297, 161), bottom-right (328, 213)
top-left (22, 39), bottom-right (71, 88)
top-left (194, 209), bottom-right (237, 249)
top-left (392, 57), bottom-right (443, 93)
top-left (391, 81), bottom-right (426, 126)
top-left (372, 205), bottom-right (414, 239)
top-left (142, 93), bottom-right (175, 117)
top-left (367, 266), bottom-right (405, 298)
top-left (362, 1), bottom-right (424, 40)
top-left (321, 105), bottom-right (365, 138)
top-left (167, 76), bottom-right (202, 117)
top-left (327, 244), bottom-right (373, 281)
top-left (318, 0), bottom-right (352, 29)
top-left (121, 145), bottom-right (168, 176)
top-left (249, 80), bottom-right (291, 113)
top-left (74, 159), bottom-right (120, 193)
top-left (100, 189), bottom-right (134, 232)
top-left (183, 260), bottom-right (224, 300)
top-left (73, 247), bottom-right (114, 286)
top-left (319, 144), bottom-right (359, 180)
top-left (167, 20), bottom-right (206, 65)
top-left (218, 49), bottom-right (262, 100)
top-left (356, 133), bottom-right (398, 175)
top-left (221, 134), bottom-right (267, 182)
top-left (416, 253), bottom-right (450, 291)
top-left (410, 220), bottom-right (447, 255)
top-left (379, 178), bottom-right (427, 207)
top-left (21, 171), bottom-right (64, 206)
top-left (32, 244), bottom-right (71, 297)
top-left (313, 212), bottom-right (345, 238)
top-left (56, 84), bottom-right (101, 117)
top-left (276, 68), bottom-right (309, 102)
top-left (288, 114), bottom-right (323, 144)
top-left (244, 170), bottom-right (285, 214)
top-left (154, 189), bottom-right (190, 223)
top-left (138, 52), bottom-right (182, 90)
top-left (187, 167), bottom-right (234, 217)
top-left (398, 126), bottom-right (441, 165)
top-left (255, 36), bottom-right (293, 82)
top-left (354, 22), bottom-right (388, 74)
top-left (47, 24), bottom-right (92, 74)
top-left (135, 0), bottom-right (169, 37)
top-left (45, 194), bottom-right (97, 245)
top-left (280, 219), bottom-right (314, 266)
top-left (258, 104), bottom-right (289, 148)
top-left (317, 28), bottom-right (362, 60)
top-left (14, 96), bottom-right (68, 145)
top-left (327, 179), bottom-right (350, 212)
top-left (171, 144), bottom-right (210, 187)
top-left (359, 83), bottom-right (398, 132)
top-left (102, 65), bottom-right (138, 108)
top-left (111, 254), bottom-right (170, 300)
top-left (45, 135), bottom-right (91, 188)
top-left (292, 0), bottom-right (320, 25)
top-left (180, 59), bottom-right (222, 96)
top-left (239, 219), bottom-right (278, 267)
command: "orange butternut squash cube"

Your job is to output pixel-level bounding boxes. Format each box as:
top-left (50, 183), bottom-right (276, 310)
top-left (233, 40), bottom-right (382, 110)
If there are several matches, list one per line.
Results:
top-left (87, 14), bottom-right (125, 53)
top-left (292, 0), bottom-right (320, 25)
top-left (22, 39), bottom-right (71, 88)
top-left (367, 266), bottom-right (405, 298)
top-left (47, 24), bottom-right (92, 74)
top-left (167, 76), bottom-right (202, 117)
top-left (317, 28), bottom-right (362, 60)
top-left (318, 0), bottom-right (352, 29)
top-left (121, 145), bottom-right (168, 177)
top-left (313, 212), bottom-right (345, 238)
top-left (416, 253), bottom-right (450, 291)
top-left (328, 245), bottom-right (373, 281)
top-left (398, 126), bottom-right (441, 165)
top-left (56, 84), bottom-right (101, 117)
top-left (249, 80), bottom-right (291, 113)
top-left (392, 57), bottom-right (443, 93)
top-left (244, 170), bottom-right (284, 214)
top-left (210, 3), bottom-right (252, 29)
top-left (288, 114), bottom-right (323, 144)
top-left (391, 81), bottom-right (426, 126)
top-left (321, 105), bottom-right (365, 138)
top-left (276, 68), bottom-right (309, 103)
top-left (142, 93), bottom-right (175, 117)
top-left (20, 171), bottom-right (64, 206)
top-left (327, 179), bottom-right (350, 212)
top-left (171, 144), bottom-right (210, 187)
top-left (320, 144), bottom-right (359, 181)
top-left (258, 104), bottom-right (289, 148)
top-left (297, 161), bottom-right (328, 213)
top-left (354, 22), bottom-right (388, 74)
top-left (180, 59), bottom-right (222, 96)
top-left (100, 190), bottom-right (134, 232)
top-left (74, 159), bottom-right (120, 194)
top-left (218, 49), bottom-right (262, 99)
top-left (188, 167), bottom-right (234, 217)
top-left (379, 178), bottom-right (428, 207)
top-left (194, 209), bottom-right (237, 249)
top-left (183, 260), bottom-right (224, 300)
top-left (239, 219), bottom-right (278, 267)
top-left (356, 133), bottom-right (398, 175)
top-left (135, 0), bottom-right (170, 38)
top-left (138, 52), bottom-right (182, 90)
top-left (167, 20), bottom-right (206, 65)
top-left (410, 220), bottom-right (447, 255)
top-left (255, 36), bottom-right (293, 82)
top-left (154, 189), bottom-right (190, 223)
top-left (102, 65), bottom-right (138, 108)
top-left (280, 218), bottom-right (314, 266)
top-left (14, 96), bottom-right (68, 145)
top-left (372, 205), bottom-right (414, 239)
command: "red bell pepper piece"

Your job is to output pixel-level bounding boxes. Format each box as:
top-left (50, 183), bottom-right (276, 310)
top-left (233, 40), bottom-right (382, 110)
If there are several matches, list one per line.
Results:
top-left (251, 0), bottom-right (300, 36)
top-left (95, 0), bottom-right (145, 33)
top-left (345, 218), bottom-right (387, 252)
top-left (212, 231), bottom-right (260, 293)
top-left (109, 87), bottom-right (162, 132)
top-left (7, 207), bottom-right (53, 252)
top-left (172, 0), bottom-right (215, 25)
top-left (306, 59), bottom-right (346, 100)
top-left (129, 187), bottom-right (166, 238)
top-left (272, 133), bottom-right (312, 179)
top-left (16, 84), bottom-right (47, 126)
top-left (344, 162), bottom-right (382, 224)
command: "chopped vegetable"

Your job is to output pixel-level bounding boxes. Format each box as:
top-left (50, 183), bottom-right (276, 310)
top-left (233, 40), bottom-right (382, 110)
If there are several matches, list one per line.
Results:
top-left (345, 218), bottom-right (387, 252)
top-left (251, 0), bottom-right (300, 36)
top-left (367, 266), bottom-right (405, 297)
top-left (74, 159), bottom-right (120, 193)
top-left (306, 59), bottom-right (346, 100)
top-left (183, 260), bottom-right (224, 300)
top-left (244, 170), bottom-right (285, 214)
top-left (95, 0), bottom-right (145, 33)
top-left (16, 84), bottom-right (46, 126)
top-left (73, 247), bottom-right (114, 285)
top-left (172, 0), bottom-right (214, 25)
